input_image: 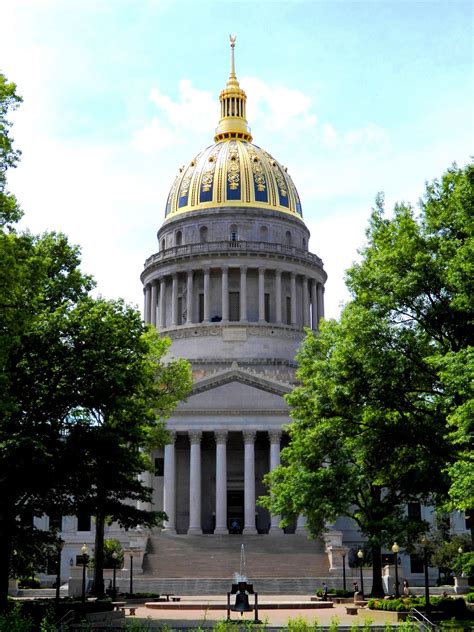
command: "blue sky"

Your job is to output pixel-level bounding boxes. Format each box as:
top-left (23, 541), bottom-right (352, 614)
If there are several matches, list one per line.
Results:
top-left (2, 0), bottom-right (472, 318)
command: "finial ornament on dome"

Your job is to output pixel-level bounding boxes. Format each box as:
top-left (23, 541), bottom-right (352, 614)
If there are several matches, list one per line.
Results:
top-left (229, 34), bottom-right (237, 79)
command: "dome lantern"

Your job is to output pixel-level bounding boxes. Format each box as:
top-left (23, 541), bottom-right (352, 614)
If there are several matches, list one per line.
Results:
top-left (214, 35), bottom-right (252, 143)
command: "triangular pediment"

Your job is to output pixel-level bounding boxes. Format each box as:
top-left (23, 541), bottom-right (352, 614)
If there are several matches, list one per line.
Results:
top-left (176, 365), bottom-right (292, 412)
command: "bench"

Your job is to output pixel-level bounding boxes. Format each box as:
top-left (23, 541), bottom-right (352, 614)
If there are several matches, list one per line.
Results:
top-left (346, 607), bottom-right (358, 615)
top-left (111, 601), bottom-right (126, 611)
top-left (170, 596), bottom-right (181, 602)
top-left (120, 606), bottom-right (137, 616)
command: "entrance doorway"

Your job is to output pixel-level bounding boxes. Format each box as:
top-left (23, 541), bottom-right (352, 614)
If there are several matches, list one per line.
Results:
top-left (227, 490), bottom-right (244, 534)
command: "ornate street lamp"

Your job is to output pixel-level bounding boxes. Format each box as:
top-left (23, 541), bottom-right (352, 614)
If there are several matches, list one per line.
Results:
top-left (81, 544), bottom-right (89, 603)
top-left (112, 551), bottom-right (118, 601)
top-left (457, 546), bottom-right (463, 577)
top-left (357, 549), bottom-right (364, 598)
top-left (55, 539), bottom-right (64, 604)
top-left (420, 536), bottom-right (430, 616)
top-left (392, 542), bottom-right (400, 598)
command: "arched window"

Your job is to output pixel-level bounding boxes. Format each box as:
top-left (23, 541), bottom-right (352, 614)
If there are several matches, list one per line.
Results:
top-left (200, 226), bottom-right (208, 243)
top-left (302, 237), bottom-right (306, 249)
top-left (260, 225), bottom-right (268, 241)
top-left (161, 238), bottom-right (166, 251)
top-left (230, 224), bottom-right (238, 242)
top-left (285, 231), bottom-right (292, 246)
top-left (176, 230), bottom-right (182, 246)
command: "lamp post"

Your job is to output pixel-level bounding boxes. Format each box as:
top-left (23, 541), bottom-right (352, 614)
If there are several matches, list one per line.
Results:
top-left (342, 553), bottom-right (347, 591)
top-left (420, 536), bottom-right (430, 616)
top-left (129, 553), bottom-right (134, 596)
top-left (457, 546), bottom-right (463, 576)
top-left (392, 542), bottom-right (400, 598)
top-left (112, 551), bottom-right (118, 601)
top-left (357, 549), bottom-right (364, 598)
top-left (81, 544), bottom-right (89, 603)
top-left (55, 539), bottom-right (64, 604)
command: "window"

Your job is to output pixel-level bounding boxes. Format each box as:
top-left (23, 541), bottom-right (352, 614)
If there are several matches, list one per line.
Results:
top-left (199, 293), bottom-right (204, 322)
top-left (154, 457), bottom-right (164, 476)
top-left (77, 513), bottom-right (91, 532)
top-left (230, 224), bottom-right (238, 242)
top-left (175, 230), bottom-right (182, 246)
top-left (161, 238), bottom-right (166, 251)
top-left (286, 297), bottom-right (292, 325)
top-left (199, 226), bottom-right (208, 243)
top-left (410, 554), bottom-right (424, 573)
top-left (285, 231), bottom-right (292, 246)
top-left (49, 514), bottom-right (62, 532)
top-left (229, 292), bottom-right (240, 321)
top-left (408, 502), bottom-right (422, 521)
top-left (302, 237), bottom-right (306, 249)
top-left (260, 225), bottom-right (268, 241)
top-left (264, 293), bottom-right (270, 322)
top-left (177, 297), bottom-right (183, 326)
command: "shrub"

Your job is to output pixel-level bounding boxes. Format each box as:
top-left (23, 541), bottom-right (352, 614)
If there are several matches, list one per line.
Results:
top-left (465, 592), bottom-right (474, 603)
top-left (18, 577), bottom-right (40, 589)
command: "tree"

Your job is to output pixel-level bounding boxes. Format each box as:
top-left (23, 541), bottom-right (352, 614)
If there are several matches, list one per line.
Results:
top-left (264, 162), bottom-right (473, 595)
top-left (0, 74), bottom-right (192, 607)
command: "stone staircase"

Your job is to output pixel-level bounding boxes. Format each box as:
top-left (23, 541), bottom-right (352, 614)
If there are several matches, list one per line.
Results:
top-left (124, 532), bottom-right (332, 594)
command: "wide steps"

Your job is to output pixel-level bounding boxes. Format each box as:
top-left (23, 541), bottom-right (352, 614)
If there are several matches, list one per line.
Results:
top-left (116, 577), bottom-right (330, 595)
top-left (141, 533), bottom-right (329, 580)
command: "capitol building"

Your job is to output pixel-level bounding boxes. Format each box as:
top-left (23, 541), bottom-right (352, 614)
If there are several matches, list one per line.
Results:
top-left (34, 38), bottom-right (467, 595)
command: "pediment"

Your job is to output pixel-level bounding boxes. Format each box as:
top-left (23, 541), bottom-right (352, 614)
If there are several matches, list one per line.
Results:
top-left (177, 365), bottom-right (292, 412)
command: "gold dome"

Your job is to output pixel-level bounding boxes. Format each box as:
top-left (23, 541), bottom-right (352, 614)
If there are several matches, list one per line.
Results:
top-left (164, 36), bottom-right (303, 220)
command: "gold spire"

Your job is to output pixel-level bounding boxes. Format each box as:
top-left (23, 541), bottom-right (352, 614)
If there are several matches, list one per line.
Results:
top-left (214, 35), bottom-right (252, 142)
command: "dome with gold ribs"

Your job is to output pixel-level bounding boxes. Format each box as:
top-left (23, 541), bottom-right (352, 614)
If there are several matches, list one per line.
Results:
top-left (164, 37), bottom-right (303, 220)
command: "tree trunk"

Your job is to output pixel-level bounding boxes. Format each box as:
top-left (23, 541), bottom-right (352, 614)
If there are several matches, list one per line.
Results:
top-left (371, 543), bottom-right (385, 597)
top-left (0, 512), bottom-right (14, 611)
top-left (92, 512), bottom-right (105, 597)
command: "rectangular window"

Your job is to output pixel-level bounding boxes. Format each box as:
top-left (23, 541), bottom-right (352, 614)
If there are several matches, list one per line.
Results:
top-left (177, 297), bottom-right (183, 325)
top-left (408, 502), bottom-right (422, 521)
top-left (77, 513), bottom-right (91, 532)
top-left (410, 554), bottom-right (424, 573)
top-left (199, 293), bottom-right (204, 322)
top-left (229, 292), bottom-right (240, 321)
top-left (154, 457), bottom-right (164, 477)
top-left (49, 514), bottom-right (62, 532)
top-left (264, 293), bottom-right (270, 322)
top-left (286, 297), bottom-right (291, 325)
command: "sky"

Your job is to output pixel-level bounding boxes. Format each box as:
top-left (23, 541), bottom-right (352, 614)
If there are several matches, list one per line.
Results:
top-left (1, 0), bottom-right (472, 319)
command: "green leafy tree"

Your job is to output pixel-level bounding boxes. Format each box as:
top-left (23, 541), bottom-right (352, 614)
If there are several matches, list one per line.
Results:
top-left (264, 162), bottom-right (473, 595)
top-left (0, 74), bottom-right (192, 607)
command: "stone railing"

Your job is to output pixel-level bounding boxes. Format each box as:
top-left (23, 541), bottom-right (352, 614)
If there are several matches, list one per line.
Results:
top-left (144, 240), bottom-right (323, 269)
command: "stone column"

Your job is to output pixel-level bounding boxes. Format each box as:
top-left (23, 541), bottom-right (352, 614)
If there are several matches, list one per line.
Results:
top-left (269, 430), bottom-right (283, 534)
top-left (240, 267), bottom-right (247, 323)
top-left (317, 282), bottom-right (325, 324)
top-left (258, 268), bottom-right (266, 323)
top-left (204, 269), bottom-right (210, 322)
top-left (296, 514), bottom-right (307, 534)
top-left (159, 278), bottom-right (166, 328)
top-left (214, 431), bottom-right (228, 534)
top-left (144, 284), bottom-right (151, 324)
top-left (243, 431), bottom-right (257, 534)
top-left (188, 431), bottom-right (202, 535)
top-left (221, 267), bottom-right (229, 323)
top-left (163, 433), bottom-right (176, 532)
top-left (171, 273), bottom-right (178, 327)
top-left (290, 273), bottom-right (297, 325)
top-left (150, 281), bottom-right (158, 327)
top-left (186, 270), bottom-right (194, 324)
top-left (311, 279), bottom-right (318, 330)
top-left (302, 276), bottom-right (310, 328)
top-left (275, 270), bottom-right (282, 324)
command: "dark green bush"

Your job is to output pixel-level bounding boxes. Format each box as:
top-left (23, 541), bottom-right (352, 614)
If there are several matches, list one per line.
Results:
top-left (18, 577), bottom-right (40, 589)
top-left (465, 592), bottom-right (474, 603)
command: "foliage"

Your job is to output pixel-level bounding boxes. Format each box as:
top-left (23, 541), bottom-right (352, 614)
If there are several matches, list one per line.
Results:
top-left (103, 539), bottom-right (124, 569)
top-left (369, 596), bottom-right (468, 617)
top-left (465, 592), bottom-right (474, 603)
top-left (0, 72), bottom-right (192, 608)
top-left (17, 577), bottom-right (40, 589)
top-left (431, 533), bottom-right (473, 577)
top-left (263, 162), bottom-right (474, 597)
top-left (0, 605), bottom-right (33, 632)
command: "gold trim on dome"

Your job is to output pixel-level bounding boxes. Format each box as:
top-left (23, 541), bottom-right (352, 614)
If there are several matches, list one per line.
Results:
top-left (227, 141), bottom-right (240, 190)
top-left (247, 146), bottom-right (266, 192)
top-left (201, 144), bottom-right (222, 192)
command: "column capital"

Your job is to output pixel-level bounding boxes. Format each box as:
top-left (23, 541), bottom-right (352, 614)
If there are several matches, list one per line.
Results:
top-left (258, 266), bottom-right (266, 274)
top-left (240, 266), bottom-right (248, 273)
top-left (167, 431), bottom-right (177, 444)
top-left (268, 430), bottom-right (282, 444)
top-left (189, 430), bottom-right (202, 444)
top-left (215, 430), bottom-right (228, 444)
top-left (243, 430), bottom-right (256, 444)
top-left (221, 265), bottom-right (229, 273)
top-left (275, 268), bottom-right (282, 277)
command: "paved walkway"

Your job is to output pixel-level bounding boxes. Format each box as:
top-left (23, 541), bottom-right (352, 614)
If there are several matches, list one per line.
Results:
top-left (124, 595), bottom-right (399, 628)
